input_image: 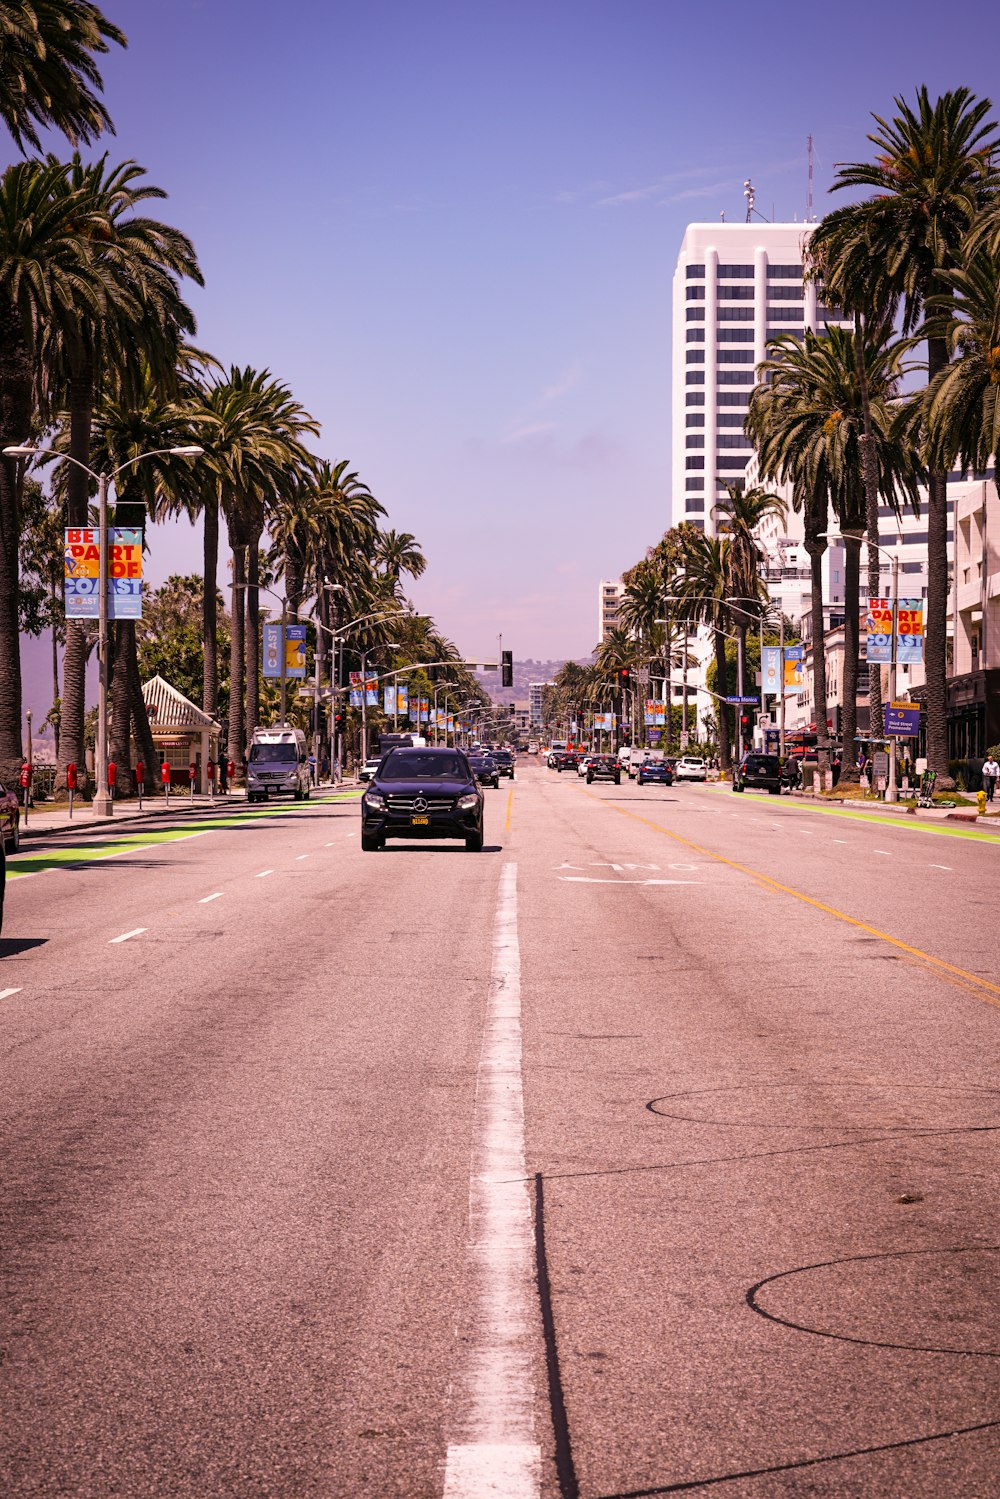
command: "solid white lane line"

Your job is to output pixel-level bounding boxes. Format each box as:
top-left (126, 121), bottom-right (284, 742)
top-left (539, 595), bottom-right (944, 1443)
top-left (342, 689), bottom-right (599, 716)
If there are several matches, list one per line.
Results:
top-left (0, 987), bottom-right (23, 1000)
top-left (109, 928), bottom-right (146, 944)
top-left (443, 861), bottom-right (539, 1498)
top-left (255, 869), bottom-right (274, 878)
top-left (198, 892), bottom-right (224, 903)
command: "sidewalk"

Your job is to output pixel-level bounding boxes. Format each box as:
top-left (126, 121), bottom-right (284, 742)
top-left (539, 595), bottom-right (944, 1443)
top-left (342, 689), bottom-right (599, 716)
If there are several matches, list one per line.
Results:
top-left (786, 788), bottom-right (1000, 828)
top-left (15, 781), bottom-right (361, 842)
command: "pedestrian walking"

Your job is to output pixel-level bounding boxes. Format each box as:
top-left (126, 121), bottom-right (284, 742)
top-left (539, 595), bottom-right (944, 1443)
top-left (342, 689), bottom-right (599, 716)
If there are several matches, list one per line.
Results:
top-left (982, 753), bottom-right (1000, 803)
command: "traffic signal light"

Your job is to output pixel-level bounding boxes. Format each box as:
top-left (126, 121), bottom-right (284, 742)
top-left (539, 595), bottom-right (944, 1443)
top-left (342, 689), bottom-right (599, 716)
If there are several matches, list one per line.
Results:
top-left (334, 710), bottom-right (346, 730)
top-left (501, 650), bottom-right (513, 687)
top-left (618, 667), bottom-right (631, 686)
top-left (740, 713), bottom-right (750, 732)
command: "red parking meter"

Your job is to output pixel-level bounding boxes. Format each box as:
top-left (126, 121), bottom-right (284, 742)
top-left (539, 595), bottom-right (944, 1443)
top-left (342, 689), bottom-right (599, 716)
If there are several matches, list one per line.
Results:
top-left (19, 762), bottom-right (31, 789)
top-left (66, 763), bottom-right (78, 790)
top-left (207, 759), bottom-right (216, 781)
top-left (160, 760), bottom-right (171, 786)
top-left (227, 758), bottom-right (235, 782)
top-left (189, 760), bottom-right (197, 796)
top-left (107, 761), bottom-right (117, 788)
top-left (135, 761), bottom-right (144, 785)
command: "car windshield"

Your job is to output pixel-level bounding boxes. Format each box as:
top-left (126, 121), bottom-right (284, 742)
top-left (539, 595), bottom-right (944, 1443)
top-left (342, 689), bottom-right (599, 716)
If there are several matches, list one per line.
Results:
top-left (379, 750), bottom-right (468, 781)
top-left (249, 743), bottom-right (296, 763)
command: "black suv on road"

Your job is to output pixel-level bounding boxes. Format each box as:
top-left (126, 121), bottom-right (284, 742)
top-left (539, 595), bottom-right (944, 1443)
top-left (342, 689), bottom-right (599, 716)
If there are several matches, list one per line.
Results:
top-left (587, 754), bottom-right (621, 785)
top-left (361, 747), bottom-right (485, 850)
top-left (491, 749), bottom-right (515, 778)
top-left (468, 752), bottom-right (500, 788)
top-left (732, 752), bottom-right (783, 795)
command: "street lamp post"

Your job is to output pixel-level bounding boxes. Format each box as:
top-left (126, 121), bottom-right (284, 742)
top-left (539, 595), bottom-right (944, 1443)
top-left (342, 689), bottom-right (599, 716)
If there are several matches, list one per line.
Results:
top-left (4, 442), bottom-right (202, 816)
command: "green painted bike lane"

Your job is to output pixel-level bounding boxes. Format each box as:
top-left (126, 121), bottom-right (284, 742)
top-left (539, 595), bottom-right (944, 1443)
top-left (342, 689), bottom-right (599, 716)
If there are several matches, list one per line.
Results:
top-left (704, 782), bottom-right (1000, 846)
top-left (6, 791), bottom-right (364, 881)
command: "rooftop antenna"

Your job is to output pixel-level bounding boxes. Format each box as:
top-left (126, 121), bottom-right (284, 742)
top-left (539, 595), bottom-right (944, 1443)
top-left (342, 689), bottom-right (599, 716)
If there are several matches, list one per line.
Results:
top-left (743, 179), bottom-right (755, 223)
top-left (807, 134), bottom-right (814, 221)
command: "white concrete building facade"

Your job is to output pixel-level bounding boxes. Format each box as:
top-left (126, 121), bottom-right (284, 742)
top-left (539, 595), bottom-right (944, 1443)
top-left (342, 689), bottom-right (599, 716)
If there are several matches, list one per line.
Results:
top-left (598, 578), bottom-right (623, 644)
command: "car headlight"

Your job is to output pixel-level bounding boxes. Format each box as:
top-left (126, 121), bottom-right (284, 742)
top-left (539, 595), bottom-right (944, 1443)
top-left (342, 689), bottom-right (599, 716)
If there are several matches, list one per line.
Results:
top-left (365, 790), bottom-right (386, 810)
top-left (457, 793), bottom-right (479, 810)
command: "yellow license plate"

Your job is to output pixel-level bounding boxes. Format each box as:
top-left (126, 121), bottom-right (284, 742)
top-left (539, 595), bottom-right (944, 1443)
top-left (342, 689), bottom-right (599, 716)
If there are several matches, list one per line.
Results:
top-left (411, 815), bottom-right (429, 826)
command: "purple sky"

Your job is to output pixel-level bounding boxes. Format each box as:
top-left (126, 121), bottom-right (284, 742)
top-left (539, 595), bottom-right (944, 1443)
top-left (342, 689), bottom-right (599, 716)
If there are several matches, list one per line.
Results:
top-left (15, 0), bottom-right (1000, 728)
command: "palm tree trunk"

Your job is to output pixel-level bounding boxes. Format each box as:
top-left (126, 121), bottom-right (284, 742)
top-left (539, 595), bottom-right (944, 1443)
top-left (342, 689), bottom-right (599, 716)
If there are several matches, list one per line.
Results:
top-left (228, 534), bottom-right (246, 766)
top-left (109, 621), bottom-right (134, 796)
top-left (202, 491), bottom-right (219, 718)
top-left (57, 364), bottom-right (95, 792)
top-left (854, 314), bottom-right (884, 739)
top-left (126, 628), bottom-right (158, 793)
top-left (0, 301), bottom-right (31, 784)
top-left (806, 540), bottom-right (830, 769)
top-left (924, 334), bottom-right (952, 786)
top-left (714, 627), bottom-right (731, 769)
top-left (245, 533), bottom-right (261, 745)
top-left (840, 539), bottom-right (861, 780)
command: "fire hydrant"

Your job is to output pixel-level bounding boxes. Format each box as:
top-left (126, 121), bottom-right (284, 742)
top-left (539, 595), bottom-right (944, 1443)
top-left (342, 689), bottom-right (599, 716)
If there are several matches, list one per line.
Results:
top-left (977, 790), bottom-right (987, 816)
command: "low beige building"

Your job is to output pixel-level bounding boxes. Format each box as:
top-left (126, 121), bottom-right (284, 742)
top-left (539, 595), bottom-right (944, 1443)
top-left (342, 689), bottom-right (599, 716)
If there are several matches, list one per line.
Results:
top-left (142, 675), bottom-right (222, 792)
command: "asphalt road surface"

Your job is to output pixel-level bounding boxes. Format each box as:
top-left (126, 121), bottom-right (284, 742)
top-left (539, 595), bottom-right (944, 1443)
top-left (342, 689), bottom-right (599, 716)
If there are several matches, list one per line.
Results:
top-left (2, 769), bottom-right (998, 1498)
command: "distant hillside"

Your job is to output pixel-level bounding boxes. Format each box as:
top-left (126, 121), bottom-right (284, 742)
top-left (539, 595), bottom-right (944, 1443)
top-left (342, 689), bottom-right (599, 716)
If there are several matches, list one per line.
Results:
top-left (477, 658), bottom-right (593, 703)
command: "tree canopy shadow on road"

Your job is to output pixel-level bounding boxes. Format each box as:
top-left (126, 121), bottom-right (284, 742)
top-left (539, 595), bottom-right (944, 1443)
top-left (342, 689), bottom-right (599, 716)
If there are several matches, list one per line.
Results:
top-left (0, 936), bottom-right (48, 958)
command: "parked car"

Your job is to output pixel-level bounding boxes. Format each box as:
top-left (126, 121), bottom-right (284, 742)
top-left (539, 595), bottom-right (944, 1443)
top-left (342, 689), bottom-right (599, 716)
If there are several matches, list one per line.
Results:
top-left (358, 756), bottom-right (383, 784)
top-left (0, 781), bottom-right (20, 853)
top-left (468, 752), bottom-right (500, 788)
top-left (674, 756), bottom-right (708, 783)
top-left (733, 753), bottom-right (783, 795)
top-left (576, 754), bottom-right (595, 778)
top-left (586, 755), bottom-right (621, 785)
top-left (638, 760), bottom-right (673, 787)
top-left (360, 746), bottom-right (484, 851)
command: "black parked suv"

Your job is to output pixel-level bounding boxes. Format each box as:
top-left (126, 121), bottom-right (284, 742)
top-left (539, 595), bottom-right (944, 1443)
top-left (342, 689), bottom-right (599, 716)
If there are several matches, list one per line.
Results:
top-left (361, 747), bottom-right (485, 850)
top-left (587, 754), bottom-right (621, 785)
top-left (732, 752), bottom-right (783, 795)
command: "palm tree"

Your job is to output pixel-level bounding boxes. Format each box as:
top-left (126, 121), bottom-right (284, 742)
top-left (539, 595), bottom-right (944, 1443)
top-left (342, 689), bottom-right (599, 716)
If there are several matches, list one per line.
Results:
top-left (672, 531), bottom-right (735, 768)
top-left (924, 245), bottom-right (1000, 491)
top-left (375, 528), bottom-right (427, 590)
top-left (748, 325), bottom-right (922, 774)
top-left (712, 481), bottom-right (784, 708)
top-left (0, 0), bottom-right (125, 153)
top-left (811, 87), bottom-right (1000, 782)
top-left (0, 158), bottom-right (108, 783)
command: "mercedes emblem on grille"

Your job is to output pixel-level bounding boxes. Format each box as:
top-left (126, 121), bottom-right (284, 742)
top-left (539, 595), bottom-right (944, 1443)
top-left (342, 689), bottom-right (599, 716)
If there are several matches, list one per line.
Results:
top-left (412, 796), bottom-right (428, 812)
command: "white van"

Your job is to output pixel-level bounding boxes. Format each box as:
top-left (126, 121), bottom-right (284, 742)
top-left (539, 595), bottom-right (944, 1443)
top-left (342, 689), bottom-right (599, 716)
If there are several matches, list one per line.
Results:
top-left (247, 726), bottom-right (311, 802)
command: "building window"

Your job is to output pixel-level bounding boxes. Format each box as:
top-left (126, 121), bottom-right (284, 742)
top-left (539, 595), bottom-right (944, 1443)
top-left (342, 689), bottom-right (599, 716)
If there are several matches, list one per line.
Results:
top-left (768, 285), bottom-right (803, 301)
top-left (687, 327), bottom-right (705, 342)
top-left (817, 305), bottom-right (844, 320)
top-left (717, 285), bottom-right (754, 301)
top-left (686, 264), bottom-right (705, 279)
top-left (685, 478), bottom-right (703, 492)
top-left (718, 370), bottom-right (754, 383)
top-left (717, 435), bottom-right (752, 449)
top-left (716, 456), bottom-right (749, 469)
top-left (767, 305), bottom-right (803, 320)
top-left (685, 457), bottom-right (705, 470)
top-left (718, 306), bottom-right (754, 321)
top-left (686, 350), bottom-right (705, 364)
top-left (718, 264), bottom-right (754, 278)
top-left (686, 370), bottom-right (705, 384)
top-left (686, 413), bottom-right (705, 427)
top-left (902, 561), bottom-right (923, 574)
top-left (686, 306), bottom-right (706, 321)
top-left (686, 497), bottom-right (705, 512)
top-left (767, 264), bottom-right (802, 278)
top-left (718, 350), bottom-right (754, 362)
top-left (717, 414), bottom-right (745, 427)
top-left (767, 328), bottom-right (803, 342)
top-left (686, 435), bottom-right (704, 448)
top-left (685, 391), bottom-right (705, 406)
top-left (690, 519), bottom-right (705, 531)
top-left (717, 392), bottom-right (749, 406)
top-left (686, 285), bottom-right (705, 300)
top-left (718, 328), bottom-right (754, 342)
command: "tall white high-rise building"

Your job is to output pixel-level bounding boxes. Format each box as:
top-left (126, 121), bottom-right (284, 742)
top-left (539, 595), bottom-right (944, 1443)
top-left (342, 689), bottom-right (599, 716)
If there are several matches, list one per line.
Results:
top-left (671, 221), bottom-right (849, 534)
top-left (598, 578), bottom-right (624, 643)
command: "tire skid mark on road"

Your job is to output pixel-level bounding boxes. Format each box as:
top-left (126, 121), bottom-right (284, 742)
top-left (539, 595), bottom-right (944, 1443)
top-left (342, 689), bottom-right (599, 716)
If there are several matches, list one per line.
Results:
top-left (443, 861), bottom-right (540, 1498)
top-left (581, 789), bottom-right (1000, 1012)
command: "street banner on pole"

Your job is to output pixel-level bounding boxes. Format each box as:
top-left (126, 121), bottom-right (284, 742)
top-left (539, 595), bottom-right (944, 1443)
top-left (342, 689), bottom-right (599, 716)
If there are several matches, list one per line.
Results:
top-left (897, 600), bottom-right (924, 664)
top-left (866, 598), bottom-right (893, 664)
top-left (65, 526), bottom-right (143, 619)
top-left (397, 685), bottom-right (408, 716)
top-left (761, 646), bottom-right (781, 697)
top-left (384, 685), bottom-right (395, 714)
top-left (285, 624), bottom-right (306, 678)
top-left (783, 647), bottom-right (803, 696)
top-left (885, 702), bottom-right (921, 737)
top-left (365, 677), bottom-right (378, 706)
top-left (263, 622), bottom-right (282, 678)
top-left (349, 670), bottom-right (363, 706)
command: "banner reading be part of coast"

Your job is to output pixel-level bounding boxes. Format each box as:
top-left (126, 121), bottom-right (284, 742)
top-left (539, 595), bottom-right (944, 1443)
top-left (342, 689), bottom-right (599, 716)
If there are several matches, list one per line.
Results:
top-left (64, 527), bottom-right (143, 619)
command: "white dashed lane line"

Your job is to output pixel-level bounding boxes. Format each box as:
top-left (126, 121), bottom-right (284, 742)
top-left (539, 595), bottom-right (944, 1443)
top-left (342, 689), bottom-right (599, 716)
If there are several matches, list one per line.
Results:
top-left (0, 987), bottom-right (23, 1000)
top-left (874, 850), bottom-right (891, 857)
top-left (255, 869), bottom-right (273, 878)
top-left (109, 928), bottom-right (146, 944)
top-left (198, 892), bottom-right (224, 903)
top-left (930, 864), bottom-right (952, 871)
top-left (296, 854), bottom-right (309, 860)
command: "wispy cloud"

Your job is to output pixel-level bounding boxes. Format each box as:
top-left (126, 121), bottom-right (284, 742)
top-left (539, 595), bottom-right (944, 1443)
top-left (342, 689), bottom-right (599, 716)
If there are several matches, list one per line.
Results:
top-left (662, 178), bottom-right (739, 204)
top-left (539, 360), bottom-right (584, 405)
top-left (504, 421), bottom-right (556, 444)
